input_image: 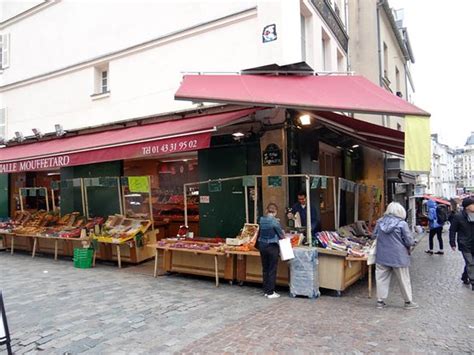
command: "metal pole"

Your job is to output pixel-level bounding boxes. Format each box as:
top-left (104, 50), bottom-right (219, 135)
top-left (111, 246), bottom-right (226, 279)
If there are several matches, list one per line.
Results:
top-left (148, 176), bottom-right (154, 231)
top-left (354, 184), bottom-right (359, 222)
top-left (254, 176), bottom-right (258, 224)
top-left (332, 178), bottom-right (337, 230)
top-left (19, 188), bottom-right (24, 212)
top-left (337, 178), bottom-right (342, 230)
top-left (51, 189), bottom-right (56, 213)
top-left (244, 185), bottom-right (249, 223)
top-left (305, 175), bottom-right (312, 245)
top-left (44, 188), bottom-right (50, 212)
top-left (81, 179), bottom-right (88, 218)
top-left (117, 177), bottom-right (123, 215)
top-left (184, 184), bottom-right (188, 227)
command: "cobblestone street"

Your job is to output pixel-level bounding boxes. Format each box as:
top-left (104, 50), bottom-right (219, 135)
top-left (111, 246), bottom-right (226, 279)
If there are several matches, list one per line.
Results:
top-left (1, 234), bottom-right (473, 354)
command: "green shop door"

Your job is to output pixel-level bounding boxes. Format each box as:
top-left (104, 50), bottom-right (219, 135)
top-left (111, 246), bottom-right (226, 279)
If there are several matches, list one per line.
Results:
top-left (198, 144), bottom-right (260, 238)
top-left (0, 174), bottom-right (8, 218)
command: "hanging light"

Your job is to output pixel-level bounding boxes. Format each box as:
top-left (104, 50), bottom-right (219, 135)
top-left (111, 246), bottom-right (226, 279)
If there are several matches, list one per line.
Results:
top-left (298, 114), bottom-right (311, 126)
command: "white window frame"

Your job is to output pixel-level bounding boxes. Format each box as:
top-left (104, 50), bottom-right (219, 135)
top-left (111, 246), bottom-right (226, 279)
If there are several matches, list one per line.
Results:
top-left (0, 108), bottom-right (7, 140)
top-left (0, 33), bottom-right (10, 69)
top-left (91, 64), bottom-right (110, 100)
top-left (101, 70), bottom-right (108, 93)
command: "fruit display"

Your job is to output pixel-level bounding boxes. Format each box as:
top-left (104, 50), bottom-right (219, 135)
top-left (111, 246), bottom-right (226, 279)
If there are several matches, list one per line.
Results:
top-left (94, 215), bottom-right (151, 244)
top-left (158, 241), bottom-right (212, 251)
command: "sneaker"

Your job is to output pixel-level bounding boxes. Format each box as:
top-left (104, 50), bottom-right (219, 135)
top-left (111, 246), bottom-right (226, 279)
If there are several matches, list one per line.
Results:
top-left (266, 292), bottom-right (280, 299)
top-left (404, 301), bottom-right (419, 310)
top-left (263, 293), bottom-right (268, 297)
top-left (461, 275), bottom-right (470, 285)
top-left (434, 251), bottom-right (444, 255)
top-left (376, 300), bottom-right (386, 309)
top-left (425, 250), bottom-right (433, 255)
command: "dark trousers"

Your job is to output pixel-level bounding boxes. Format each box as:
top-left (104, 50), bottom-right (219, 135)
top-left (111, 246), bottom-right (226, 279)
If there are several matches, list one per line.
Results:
top-left (461, 251), bottom-right (474, 284)
top-left (259, 242), bottom-right (279, 294)
top-left (429, 227), bottom-right (443, 250)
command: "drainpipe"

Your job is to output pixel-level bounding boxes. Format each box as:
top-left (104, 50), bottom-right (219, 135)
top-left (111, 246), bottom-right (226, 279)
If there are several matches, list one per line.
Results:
top-left (404, 62), bottom-right (409, 100)
top-left (345, 0), bottom-right (350, 72)
top-left (376, 0), bottom-right (385, 127)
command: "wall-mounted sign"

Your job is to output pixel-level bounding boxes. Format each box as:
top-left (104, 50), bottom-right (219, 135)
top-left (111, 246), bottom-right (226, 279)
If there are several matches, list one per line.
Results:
top-left (263, 144), bottom-right (282, 166)
top-left (262, 24), bottom-right (277, 43)
top-left (208, 181), bottom-right (222, 193)
top-left (268, 176), bottom-right (282, 188)
top-left (200, 196), bottom-right (210, 204)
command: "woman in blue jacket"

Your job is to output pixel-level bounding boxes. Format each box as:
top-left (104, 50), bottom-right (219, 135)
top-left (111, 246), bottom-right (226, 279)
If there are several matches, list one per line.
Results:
top-left (258, 203), bottom-right (284, 299)
top-left (374, 202), bottom-right (418, 309)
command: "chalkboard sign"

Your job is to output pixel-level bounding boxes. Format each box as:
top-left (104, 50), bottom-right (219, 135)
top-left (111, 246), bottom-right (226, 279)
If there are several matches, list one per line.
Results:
top-left (262, 144), bottom-right (282, 166)
top-left (208, 181), bottom-right (222, 193)
top-left (0, 292), bottom-right (12, 355)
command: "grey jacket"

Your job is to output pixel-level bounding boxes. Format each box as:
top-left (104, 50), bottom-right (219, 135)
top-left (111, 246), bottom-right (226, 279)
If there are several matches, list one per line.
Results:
top-left (374, 214), bottom-right (415, 268)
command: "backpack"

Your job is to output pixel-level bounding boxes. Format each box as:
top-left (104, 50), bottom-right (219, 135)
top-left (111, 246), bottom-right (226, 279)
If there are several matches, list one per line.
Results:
top-left (436, 205), bottom-right (448, 225)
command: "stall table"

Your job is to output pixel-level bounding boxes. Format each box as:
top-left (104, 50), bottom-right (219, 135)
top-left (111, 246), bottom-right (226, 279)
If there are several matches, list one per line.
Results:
top-left (6, 233), bottom-right (89, 261)
top-left (150, 244), bottom-right (232, 287)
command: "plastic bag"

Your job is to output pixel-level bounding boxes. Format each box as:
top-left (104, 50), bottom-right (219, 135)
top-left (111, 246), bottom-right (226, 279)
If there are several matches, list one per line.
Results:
top-left (367, 239), bottom-right (377, 265)
top-left (279, 237), bottom-right (295, 261)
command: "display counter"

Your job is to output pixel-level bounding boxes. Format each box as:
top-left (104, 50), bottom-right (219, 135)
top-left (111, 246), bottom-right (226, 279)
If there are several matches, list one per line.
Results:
top-left (316, 247), bottom-right (369, 296)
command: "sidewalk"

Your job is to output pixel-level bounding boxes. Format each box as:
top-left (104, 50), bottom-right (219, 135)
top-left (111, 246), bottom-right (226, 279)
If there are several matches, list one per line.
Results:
top-left (0, 233), bottom-right (472, 354)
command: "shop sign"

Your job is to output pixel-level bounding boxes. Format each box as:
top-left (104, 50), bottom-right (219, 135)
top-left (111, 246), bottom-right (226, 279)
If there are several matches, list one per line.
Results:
top-left (200, 196), bottom-right (210, 203)
top-left (242, 176), bottom-right (255, 187)
top-left (262, 144), bottom-right (282, 166)
top-left (208, 181), bottom-right (222, 193)
top-left (128, 176), bottom-right (149, 193)
top-left (0, 133), bottom-right (211, 173)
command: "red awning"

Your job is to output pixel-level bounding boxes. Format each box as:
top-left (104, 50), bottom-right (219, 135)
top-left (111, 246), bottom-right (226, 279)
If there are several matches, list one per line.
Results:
top-left (175, 74), bottom-right (430, 117)
top-left (0, 108), bottom-right (255, 173)
top-left (313, 110), bottom-right (405, 155)
top-left (423, 195), bottom-right (451, 206)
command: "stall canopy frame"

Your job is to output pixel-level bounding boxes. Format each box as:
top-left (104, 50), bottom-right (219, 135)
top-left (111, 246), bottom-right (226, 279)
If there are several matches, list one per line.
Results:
top-left (183, 174), bottom-right (337, 245)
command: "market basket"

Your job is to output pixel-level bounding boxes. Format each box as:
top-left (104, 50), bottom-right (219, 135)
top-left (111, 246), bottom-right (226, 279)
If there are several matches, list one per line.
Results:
top-left (73, 248), bottom-right (94, 269)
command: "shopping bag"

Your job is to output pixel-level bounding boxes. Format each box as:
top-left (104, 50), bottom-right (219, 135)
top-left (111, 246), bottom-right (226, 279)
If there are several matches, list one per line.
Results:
top-left (367, 239), bottom-right (377, 265)
top-left (279, 238), bottom-right (295, 261)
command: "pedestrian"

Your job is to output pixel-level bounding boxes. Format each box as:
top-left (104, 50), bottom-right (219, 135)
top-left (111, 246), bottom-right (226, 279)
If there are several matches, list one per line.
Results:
top-left (449, 197), bottom-right (474, 290)
top-left (258, 203), bottom-right (285, 299)
top-left (374, 202), bottom-right (418, 309)
top-left (425, 199), bottom-right (444, 255)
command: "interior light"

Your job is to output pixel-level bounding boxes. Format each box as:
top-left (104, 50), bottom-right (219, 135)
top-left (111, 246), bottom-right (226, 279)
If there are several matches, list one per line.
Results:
top-left (298, 114), bottom-right (311, 126)
top-left (351, 144), bottom-right (359, 148)
top-left (55, 124), bottom-right (66, 136)
top-left (14, 131), bottom-right (24, 142)
top-left (32, 128), bottom-right (43, 138)
top-left (232, 132), bottom-right (245, 138)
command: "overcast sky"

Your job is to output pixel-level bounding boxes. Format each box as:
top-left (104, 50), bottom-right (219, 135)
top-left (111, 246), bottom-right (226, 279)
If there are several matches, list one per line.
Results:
top-left (389, 0), bottom-right (474, 148)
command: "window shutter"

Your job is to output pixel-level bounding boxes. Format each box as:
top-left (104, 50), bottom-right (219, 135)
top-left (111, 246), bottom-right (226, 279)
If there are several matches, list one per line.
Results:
top-left (2, 34), bottom-right (10, 69)
top-left (0, 108), bottom-right (6, 139)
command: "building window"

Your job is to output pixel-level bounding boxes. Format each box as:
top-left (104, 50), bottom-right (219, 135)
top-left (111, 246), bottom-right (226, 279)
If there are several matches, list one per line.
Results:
top-left (0, 108), bottom-right (6, 140)
top-left (101, 70), bottom-right (108, 93)
top-left (322, 29), bottom-right (331, 71)
top-left (92, 64), bottom-right (110, 98)
top-left (383, 42), bottom-right (388, 78)
top-left (0, 33), bottom-right (10, 69)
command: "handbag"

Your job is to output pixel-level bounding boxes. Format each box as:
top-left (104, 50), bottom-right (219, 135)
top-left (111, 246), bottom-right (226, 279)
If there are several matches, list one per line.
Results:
top-left (367, 239), bottom-right (377, 265)
top-left (278, 238), bottom-right (295, 261)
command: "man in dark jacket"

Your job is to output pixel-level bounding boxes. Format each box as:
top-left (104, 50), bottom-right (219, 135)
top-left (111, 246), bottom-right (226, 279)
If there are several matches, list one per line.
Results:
top-left (449, 197), bottom-right (474, 290)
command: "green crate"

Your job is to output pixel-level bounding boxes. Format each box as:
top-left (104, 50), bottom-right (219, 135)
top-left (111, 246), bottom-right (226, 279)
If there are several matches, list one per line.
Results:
top-left (73, 248), bottom-right (94, 269)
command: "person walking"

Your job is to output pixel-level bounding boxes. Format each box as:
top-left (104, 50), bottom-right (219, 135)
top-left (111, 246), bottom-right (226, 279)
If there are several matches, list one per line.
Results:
top-left (258, 203), bottom-right (285, 299)
top-left (374, 202), bottom-right (418, 309)
top-left (449, 197), bottom-right (474, 290)
top-left (425, 199), bottom-right (444, 255)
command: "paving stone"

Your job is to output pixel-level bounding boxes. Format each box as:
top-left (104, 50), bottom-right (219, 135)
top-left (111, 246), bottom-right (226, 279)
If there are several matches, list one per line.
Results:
top-left (1, 234), bottom-right (473, 353)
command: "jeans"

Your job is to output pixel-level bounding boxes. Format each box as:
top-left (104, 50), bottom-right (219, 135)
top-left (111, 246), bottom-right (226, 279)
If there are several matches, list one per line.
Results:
top-left (259, 242), bottom-right (279, 295)
top-left (429, 227), bottom-right (443, 250)
top-left (461, 251), bottom-right (474, 285)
